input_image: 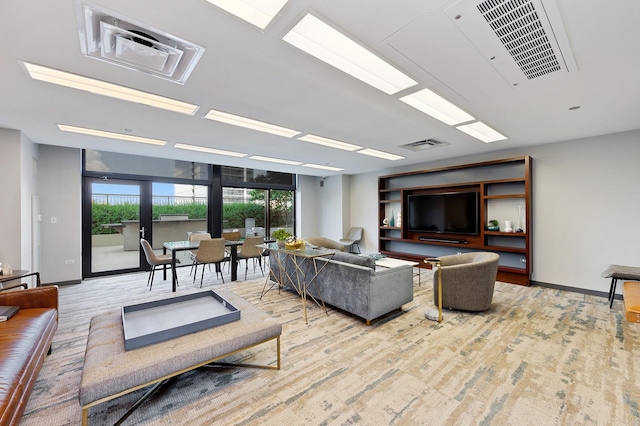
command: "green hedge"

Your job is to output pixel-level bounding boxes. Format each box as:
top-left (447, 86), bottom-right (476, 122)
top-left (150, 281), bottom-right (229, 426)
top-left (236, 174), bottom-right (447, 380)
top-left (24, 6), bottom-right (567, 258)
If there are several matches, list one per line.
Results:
top-left (92, 202), bottom-right (290, 234)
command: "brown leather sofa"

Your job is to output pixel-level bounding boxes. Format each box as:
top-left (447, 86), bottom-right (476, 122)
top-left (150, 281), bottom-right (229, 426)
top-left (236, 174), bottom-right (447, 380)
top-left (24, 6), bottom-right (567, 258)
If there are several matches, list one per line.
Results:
top-left (0, 286), bottom-right (58, 426)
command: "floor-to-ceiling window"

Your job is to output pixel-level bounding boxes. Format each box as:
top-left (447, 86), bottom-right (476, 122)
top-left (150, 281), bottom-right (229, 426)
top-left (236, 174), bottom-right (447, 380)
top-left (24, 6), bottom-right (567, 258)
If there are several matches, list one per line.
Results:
top-left (221, 166), bottom-right (295, 239)
top-left (82, 151), bottom-right (295, 278)
top-left (82, 150), bottom-right (211, 278)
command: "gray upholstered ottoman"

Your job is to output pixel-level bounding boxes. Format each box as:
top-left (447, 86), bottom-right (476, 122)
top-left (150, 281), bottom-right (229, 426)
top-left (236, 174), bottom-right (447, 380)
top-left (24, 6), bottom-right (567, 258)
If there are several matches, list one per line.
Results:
top-left (78, 290), bottom-right (281, 425)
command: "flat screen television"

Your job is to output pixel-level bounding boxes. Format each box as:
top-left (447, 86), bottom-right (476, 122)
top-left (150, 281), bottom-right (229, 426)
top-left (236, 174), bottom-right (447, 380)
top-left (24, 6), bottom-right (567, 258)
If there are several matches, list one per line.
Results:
top-left (407, 192), bottom-right (479, 235)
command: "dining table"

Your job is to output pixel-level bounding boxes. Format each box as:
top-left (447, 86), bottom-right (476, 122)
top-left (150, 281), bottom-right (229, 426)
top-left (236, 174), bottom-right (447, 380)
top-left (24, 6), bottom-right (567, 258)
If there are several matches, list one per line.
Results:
top-left (162, 239), bottom-right (244, 292)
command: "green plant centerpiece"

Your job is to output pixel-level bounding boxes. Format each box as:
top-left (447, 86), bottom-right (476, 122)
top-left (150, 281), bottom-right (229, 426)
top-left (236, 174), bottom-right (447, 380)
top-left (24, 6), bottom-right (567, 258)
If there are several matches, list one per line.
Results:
top-left (272, 229), bottom-right (293, 248)
top-left (487, 219), bottom-right (500, 231)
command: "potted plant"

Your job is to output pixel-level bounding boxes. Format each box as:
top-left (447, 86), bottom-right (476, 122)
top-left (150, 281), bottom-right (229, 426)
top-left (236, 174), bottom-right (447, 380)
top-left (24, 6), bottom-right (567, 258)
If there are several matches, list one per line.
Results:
top-left (487, 219), bottom-right (500, 231)
top-left (272, 229), bottom-right (292, 247)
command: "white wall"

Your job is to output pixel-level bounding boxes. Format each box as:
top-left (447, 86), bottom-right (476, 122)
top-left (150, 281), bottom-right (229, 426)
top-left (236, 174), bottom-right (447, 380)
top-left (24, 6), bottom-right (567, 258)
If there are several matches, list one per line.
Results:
top-left (0, 129), bottom-right (40, 286)
top-left (38, 145), bottom-right (82, 284)
top-left (297, 175), bottom-right (318, 238)
top-left (0, 129), bottom-right (25, 271)
top-left (348, 129), bottom-right (640, 295)
top-left (305, 175), bottom-right (348, 242)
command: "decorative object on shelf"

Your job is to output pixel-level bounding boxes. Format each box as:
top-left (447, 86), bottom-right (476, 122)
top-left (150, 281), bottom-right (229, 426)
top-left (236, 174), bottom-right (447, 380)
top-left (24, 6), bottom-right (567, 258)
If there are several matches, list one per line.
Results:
top-left (389, 210), bottom-right (395, 227)
top-left (515, 204), bottom-right (524, 232)
top-left (382, 218), bottom-right (389, 227)
top-left (487, 219), bottom-right (500, 231)
top-left (504, 220), bottom-right (513, 232)
top-left (1, 263), bottom-right (12, 275)
top-left (396, 211), bottom-right (402, 227)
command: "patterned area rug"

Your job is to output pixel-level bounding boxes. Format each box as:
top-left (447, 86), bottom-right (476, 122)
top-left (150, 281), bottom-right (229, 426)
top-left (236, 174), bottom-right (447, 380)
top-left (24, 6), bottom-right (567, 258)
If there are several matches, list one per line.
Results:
top-left (19, 268), bottom-right (640, 425)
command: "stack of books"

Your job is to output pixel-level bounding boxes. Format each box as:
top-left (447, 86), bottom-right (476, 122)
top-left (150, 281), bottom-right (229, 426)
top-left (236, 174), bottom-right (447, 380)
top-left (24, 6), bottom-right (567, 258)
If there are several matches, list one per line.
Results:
top-left (0, 306), bottom-right (19, 322)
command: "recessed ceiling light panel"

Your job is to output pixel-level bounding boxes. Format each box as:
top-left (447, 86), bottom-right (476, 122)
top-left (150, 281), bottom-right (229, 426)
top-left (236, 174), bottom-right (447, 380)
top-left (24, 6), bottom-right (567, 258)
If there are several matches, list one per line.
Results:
top-left (205, 0), bottom-right (289, 30)
top-left (250, 156), bottom-right (303, 165)
top-left (284, 13), bottom-right (417, 95)
top-left (357, 149), bottom-right (404, 161)
top-left (400, 88), bottom-right (475, 125)
top-left (58, 124), bottom-right (167, 145)
top-left (204, 109), bottom-right (301, 138)
top-left (298, 134), bottom-right (362, 151)
top-left (302, 164), bottom-right (345, 171)
top-left (22, 62), bottom-right (199, 115)
top-left (174, 143), bottom-right (247, 157)
top-left (456, 122), bottom-right (507, 143)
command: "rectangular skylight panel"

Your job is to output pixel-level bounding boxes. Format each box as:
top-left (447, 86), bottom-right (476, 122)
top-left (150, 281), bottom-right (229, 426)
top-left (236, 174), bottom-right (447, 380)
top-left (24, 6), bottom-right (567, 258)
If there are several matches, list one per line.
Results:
top-left (283, 14), bottom-right (417, 95)
top-left (174, 143), bottom-right (247, 157)
top-left (298, 134), bottom-right (362, 151)
top-left (204, 109), bottom-right (301, 138)
top-left (58, 124), bottom-right (167, 146)
top-left (400, 88), bottom-right (474, 126)
top-left (357, 149), bottom-right (404, 161)
top-left (23, 62), bottom-right (199, 115)
top-left (456, 122), bottom-right (507, 143)
top-left (205, 0), bottom-right (288, 30)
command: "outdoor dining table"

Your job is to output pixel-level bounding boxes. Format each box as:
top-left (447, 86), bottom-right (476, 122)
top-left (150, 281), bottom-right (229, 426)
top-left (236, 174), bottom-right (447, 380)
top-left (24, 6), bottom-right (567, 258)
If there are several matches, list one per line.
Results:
top-left (162, 239), bottom-right (244, 292)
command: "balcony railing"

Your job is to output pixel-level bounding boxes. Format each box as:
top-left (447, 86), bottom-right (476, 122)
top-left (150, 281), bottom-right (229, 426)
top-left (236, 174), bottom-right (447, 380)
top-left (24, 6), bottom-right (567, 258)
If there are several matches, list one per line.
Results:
top-left (92, 194), bottom-right (208, 205)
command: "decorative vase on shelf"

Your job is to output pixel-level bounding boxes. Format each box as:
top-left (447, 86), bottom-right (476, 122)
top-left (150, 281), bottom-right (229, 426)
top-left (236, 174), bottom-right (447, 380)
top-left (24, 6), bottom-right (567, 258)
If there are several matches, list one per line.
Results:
top-left (389, 211), bottom-right (395, 227)
top-left (504, 220), bottom-right (513, 232)
top-left (396, 211), bottom-right (401, 227)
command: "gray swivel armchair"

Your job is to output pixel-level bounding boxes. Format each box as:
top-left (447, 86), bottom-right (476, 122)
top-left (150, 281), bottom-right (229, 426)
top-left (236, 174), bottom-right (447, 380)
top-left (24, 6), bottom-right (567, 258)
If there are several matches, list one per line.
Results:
top-left (432, 252), bottom-right (500, 311)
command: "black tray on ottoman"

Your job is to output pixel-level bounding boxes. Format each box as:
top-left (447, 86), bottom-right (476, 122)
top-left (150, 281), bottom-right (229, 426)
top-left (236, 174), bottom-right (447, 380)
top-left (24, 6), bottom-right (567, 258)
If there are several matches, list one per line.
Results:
top-left (122, 290), bottom-right (240, 350)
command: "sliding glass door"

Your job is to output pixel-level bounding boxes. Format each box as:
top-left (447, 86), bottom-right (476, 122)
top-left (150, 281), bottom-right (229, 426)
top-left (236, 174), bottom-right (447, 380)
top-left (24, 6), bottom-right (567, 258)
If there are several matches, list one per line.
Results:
top-left (85, 178), bottom-right (144, 276)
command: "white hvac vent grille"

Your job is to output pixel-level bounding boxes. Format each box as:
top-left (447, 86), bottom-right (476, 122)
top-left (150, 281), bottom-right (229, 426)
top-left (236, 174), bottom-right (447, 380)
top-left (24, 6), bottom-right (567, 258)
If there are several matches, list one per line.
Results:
top-left (476, 0), bottom-right (561, 79)
top-left (399, 139), bottom-right (449, 152)
top-left (75, 1), bottom-right (205, 84)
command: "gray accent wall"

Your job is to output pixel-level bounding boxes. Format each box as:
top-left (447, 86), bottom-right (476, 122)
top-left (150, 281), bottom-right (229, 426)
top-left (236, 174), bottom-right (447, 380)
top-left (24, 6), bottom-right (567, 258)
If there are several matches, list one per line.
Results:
top-left (38, 145), bottom-right (82, 284)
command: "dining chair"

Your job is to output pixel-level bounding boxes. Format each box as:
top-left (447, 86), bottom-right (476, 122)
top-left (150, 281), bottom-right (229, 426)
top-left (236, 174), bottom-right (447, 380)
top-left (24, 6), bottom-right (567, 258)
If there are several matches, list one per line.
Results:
top-left (222, 231), bottom-right (242, 271)
top-left (193, 238), bottom-right (226, 287)
top-left (140, 238), bottom-right (179, 290)
top-left (238, 236), bottom-right (265, 280)
top-left (188, 232), bottom-right (211, 275)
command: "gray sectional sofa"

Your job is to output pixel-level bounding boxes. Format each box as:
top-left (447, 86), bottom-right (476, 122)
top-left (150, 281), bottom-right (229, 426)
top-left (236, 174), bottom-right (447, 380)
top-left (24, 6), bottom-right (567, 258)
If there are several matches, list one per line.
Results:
top-left (268, 251), bottom-right (414, 325)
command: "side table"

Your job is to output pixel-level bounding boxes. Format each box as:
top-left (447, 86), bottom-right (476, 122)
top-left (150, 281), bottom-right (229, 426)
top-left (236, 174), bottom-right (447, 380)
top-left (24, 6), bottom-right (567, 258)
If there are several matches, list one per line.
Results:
top-left (0, 270), bottom-right (41, 292)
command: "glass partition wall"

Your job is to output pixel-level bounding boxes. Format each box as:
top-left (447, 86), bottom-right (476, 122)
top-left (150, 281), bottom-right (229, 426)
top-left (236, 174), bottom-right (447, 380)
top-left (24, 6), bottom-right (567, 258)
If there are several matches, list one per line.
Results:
top-left (82, 151), bottom-right (295, 278)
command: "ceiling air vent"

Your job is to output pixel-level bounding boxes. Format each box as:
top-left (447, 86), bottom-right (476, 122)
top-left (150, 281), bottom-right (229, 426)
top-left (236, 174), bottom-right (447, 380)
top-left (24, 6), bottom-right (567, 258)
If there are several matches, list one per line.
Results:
top-left (445, 0), bottom-right (576, 86)
top-left (476, 0), bottom-right (559, 79)
top-left (75, 1), bottom-right (205, 84)
top-left (399, 139), bottom-right (449, 152)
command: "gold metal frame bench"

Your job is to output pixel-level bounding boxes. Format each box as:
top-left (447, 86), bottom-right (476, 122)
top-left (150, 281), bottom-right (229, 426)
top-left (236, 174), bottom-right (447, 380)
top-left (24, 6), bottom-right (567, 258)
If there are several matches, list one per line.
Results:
top-left (79, 291), bottom-right (281, 425)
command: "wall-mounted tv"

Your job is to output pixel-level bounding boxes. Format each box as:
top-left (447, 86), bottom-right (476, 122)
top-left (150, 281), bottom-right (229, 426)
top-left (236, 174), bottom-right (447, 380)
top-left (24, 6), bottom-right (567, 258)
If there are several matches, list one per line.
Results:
top-left (407, 192), bottom-right (479, 235)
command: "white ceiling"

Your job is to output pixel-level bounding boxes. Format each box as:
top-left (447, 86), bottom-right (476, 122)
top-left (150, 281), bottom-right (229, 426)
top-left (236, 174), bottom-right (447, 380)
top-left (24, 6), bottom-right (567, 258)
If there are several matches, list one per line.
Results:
top-left (1, 0), bottom-right (639, 176)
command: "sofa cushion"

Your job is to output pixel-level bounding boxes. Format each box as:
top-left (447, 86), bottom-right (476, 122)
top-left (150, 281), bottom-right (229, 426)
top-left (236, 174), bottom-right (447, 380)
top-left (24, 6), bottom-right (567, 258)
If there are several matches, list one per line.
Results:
top-left (331, 252), bottom-right (375, 269)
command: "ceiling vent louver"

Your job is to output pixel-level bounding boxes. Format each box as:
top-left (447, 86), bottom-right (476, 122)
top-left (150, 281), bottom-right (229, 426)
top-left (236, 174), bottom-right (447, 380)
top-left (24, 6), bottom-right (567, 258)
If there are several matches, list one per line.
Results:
top-left (445, 0), bottom-right (576, 86)
top-left (476, 0), bottom-right (560, 79)
top-left (400, 139), bottom-right (449, 152)
top-left (75, 1), bottom-right (205, 84)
